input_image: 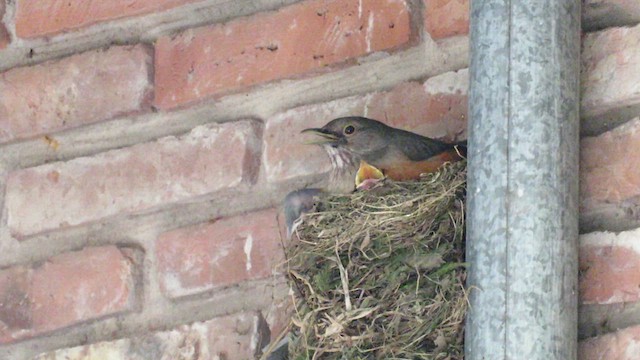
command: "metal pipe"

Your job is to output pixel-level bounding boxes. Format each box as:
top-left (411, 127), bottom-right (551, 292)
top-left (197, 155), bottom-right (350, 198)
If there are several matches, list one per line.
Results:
top-left (465, 1), bottom-right (581, 359)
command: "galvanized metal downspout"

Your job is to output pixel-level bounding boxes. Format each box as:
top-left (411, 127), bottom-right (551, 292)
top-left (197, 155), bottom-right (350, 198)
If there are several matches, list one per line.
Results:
top-left (465, 1), bottom-right (581, 359)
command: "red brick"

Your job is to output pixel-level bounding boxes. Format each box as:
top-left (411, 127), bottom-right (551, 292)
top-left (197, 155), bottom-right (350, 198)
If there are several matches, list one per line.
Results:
top-left (579, 324), bottom-right (640, 360)
top-left (15, 0), bottom-right (198, 38)
top-left (580, 117), bottom-right (640, 212)
top-left (5, 121), bottom-right (261, 237)
top-left (580, 245), bottom-right (640, 304)
top-left (580, 228), bottom-right (640, 304)
top-left (581, 24), bottom-right (640, 124)
top-left (154, 0), bottom-right (411, 109)
top-left (263, 69), bottom-right (468, 182)
top-left (156, 208), bottom-right (283, 298)
top-left (0, 246), bottom-right (136, 344)
top-left (0, 45), bottom-right (152, 143)
top-left (34, 312), bottom-right (268, 359)
top-left (369, 69), bottom-right (468, 138)
top-left (264, 288), bottom-right (293, 341)
top-left (0, 1), bottom-right (9, 49)
top-left (424, 0), bottom-right (469, 40)
top-left (0, 27), bottom-right (9, 49)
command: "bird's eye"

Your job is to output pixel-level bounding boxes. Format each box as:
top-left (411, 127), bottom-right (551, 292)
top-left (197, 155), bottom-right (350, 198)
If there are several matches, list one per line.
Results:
top-left (344, 125), bottom-right (355, 135)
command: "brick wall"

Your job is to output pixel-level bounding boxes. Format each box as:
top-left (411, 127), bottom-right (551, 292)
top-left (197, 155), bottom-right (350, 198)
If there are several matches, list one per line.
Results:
top-left (579, 1), bottom-right (640, 358)
top-left (0, 0), bottom-right (636, 359)
top-left (0, 0), bottom-right (468, 358)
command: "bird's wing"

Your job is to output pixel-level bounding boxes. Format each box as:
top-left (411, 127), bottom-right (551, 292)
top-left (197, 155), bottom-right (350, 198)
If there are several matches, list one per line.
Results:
top-left (395, 130), bottom-right (458, 161)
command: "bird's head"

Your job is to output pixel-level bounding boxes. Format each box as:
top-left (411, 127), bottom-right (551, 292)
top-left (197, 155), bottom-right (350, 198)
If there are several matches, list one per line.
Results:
top-left (301, 117), bottom-right (389, 158)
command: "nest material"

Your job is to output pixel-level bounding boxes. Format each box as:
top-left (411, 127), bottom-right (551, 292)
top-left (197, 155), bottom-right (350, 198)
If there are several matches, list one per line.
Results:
top-left (285, 161), bottom-right (468, 360)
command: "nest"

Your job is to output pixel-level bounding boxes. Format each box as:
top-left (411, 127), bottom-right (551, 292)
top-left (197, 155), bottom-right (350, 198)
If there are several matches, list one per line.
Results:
top-left (284, 161), bottom-right (468, 359)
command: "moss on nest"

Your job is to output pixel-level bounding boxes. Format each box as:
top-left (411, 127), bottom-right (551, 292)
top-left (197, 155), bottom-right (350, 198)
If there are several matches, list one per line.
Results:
top-left (284, 161), bottom-right (468, 359)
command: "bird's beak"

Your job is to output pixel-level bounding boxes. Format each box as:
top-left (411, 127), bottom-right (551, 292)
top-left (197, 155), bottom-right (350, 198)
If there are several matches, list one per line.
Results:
top-left (300, 127), bottom-right (341, 145)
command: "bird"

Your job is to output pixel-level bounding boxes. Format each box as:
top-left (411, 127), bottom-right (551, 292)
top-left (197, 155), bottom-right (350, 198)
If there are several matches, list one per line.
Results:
top-left (301, 116), bottom-right (466, 185)
top-left (283, 116), bottom-right (466, 237)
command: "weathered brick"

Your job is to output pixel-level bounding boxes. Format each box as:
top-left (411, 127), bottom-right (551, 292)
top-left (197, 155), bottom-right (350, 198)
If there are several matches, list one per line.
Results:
top-left (154, 0), bottom-right (411, 109)
top-left (5, 121), bottom-right (261, 237)
top-left (264, 287), bottom-right (293, 341)
top-left (263, 69), bottom-right (468, 182)
top-left (583, 0), bottom-right (640, 31)
top-left (156, 208), bottom-right (283, 298)
top-left (16, 0), bottom-right (198, 38)
top-left (34, 312), bottom-right (268, 360)
top-left (580, 228), bottom-right (640, 304)
top-left (0, 30), bottom-right (7, 50)
top-left (0, 246), bottom-right (136, 344)
top-left (370, 69), bottom-right (469, 138)
top-left (581, 117), bottom-right (640, 210)
top-left (579, 324), bottom-right (640, 360)
top-left (582, 24), bottom-right (640, 135)
top-left (0, 1), bottom-right (9, 49)
top-left (424, 0), bottom-right (469, 40)
top-left (580, 116), bottom-right (640, 232)
top-left (0, 45), bottom-right (152, 143)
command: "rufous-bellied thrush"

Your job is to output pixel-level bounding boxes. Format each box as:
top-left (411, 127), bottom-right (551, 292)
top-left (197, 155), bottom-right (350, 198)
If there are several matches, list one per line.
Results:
top-left (284, 116), bottom-right (466, 237)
